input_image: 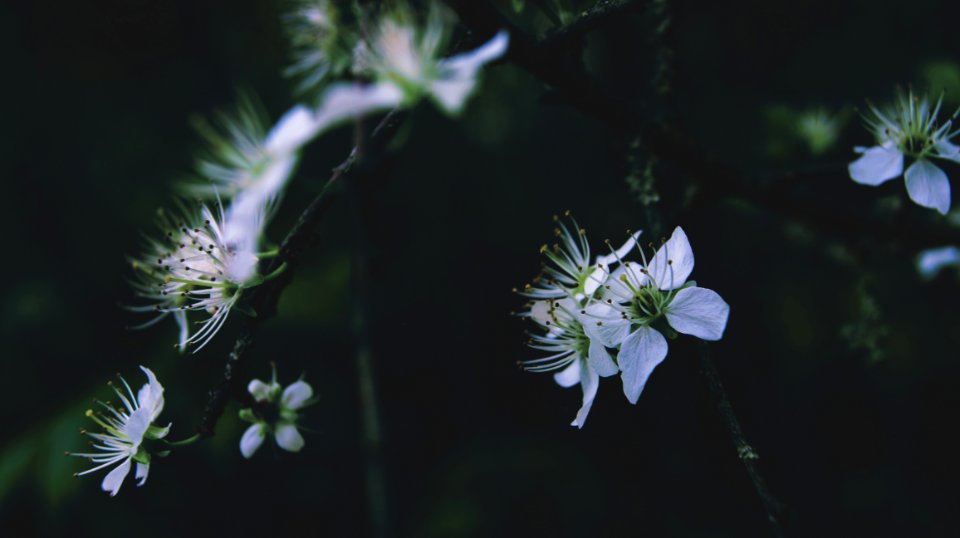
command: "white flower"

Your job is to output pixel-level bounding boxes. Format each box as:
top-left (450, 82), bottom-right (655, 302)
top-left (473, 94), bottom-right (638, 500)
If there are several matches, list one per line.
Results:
top-left (917, 245), bottom-right (960, 279)
top-left (849, 91), bottom-right (960, 215)
top-left (284, 0), bottom-right (356, 96)
top-left (584, 227), bottom-right (730, 403)
top-left (520, 298), bottom-right (618, 428)
top-left (130, 203), bottom-right (262, 352)
top-left (518, 214), bottom-right (640, 301)
top-left (69, 367), bottom-right (170, 496)
top-left (353, 5), bottom-right (509, 115)
top-left (239, 371), bottom-right (315, 458)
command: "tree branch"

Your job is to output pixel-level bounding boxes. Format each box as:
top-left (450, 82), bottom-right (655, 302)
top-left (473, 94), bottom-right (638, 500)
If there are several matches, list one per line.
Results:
top-left (449, 0), bottom-right (959, 251)
top-left (197, 109), bottom-right (407, 437)
top-left (698, 343), bottom-right (786, 538)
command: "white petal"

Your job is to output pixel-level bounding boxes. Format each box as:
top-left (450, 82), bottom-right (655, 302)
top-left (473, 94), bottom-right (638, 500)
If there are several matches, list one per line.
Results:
top-left (274, 423), bottom-right (305, 452)
top-left (665, 287), bottom-right (730, 341)
top-left (281, 380), bottom-right (314, 410)
top-left (135, 462), bottom-right (150, 487)
top-left (313, 82), bottom-right (403, 127)
top-left (617, 326), bottom-right (669, 404)
top-left (935, 139), bottom-right (960, 164)
top-left (101, 458), bottom-right (132, 497)
top-left (596, 230), bottom-right (642, 268)
top-left (430, 31), bottom-right (509, 114)
top-left (581, 303), bottom-right (631, 347)
top-left (604, 265), bottom-right (647, 301)
top-left (553, 360), bottom-right (581, 388)
top-left (848, 145), bottom-right (903, 185)
top-left (904, 159), bottom-right (952, 215)
top-left (265, 105), bottom-right (319, 156)
top-left (917, 246), bottom-right (960, 279)
top-left (647, 227), bottom-right (695, 291)
top-left (137, 366), bottom-right (164, 419)
top-left (247, 379), bottom-right (272, 402)
top-left (587, 338), bottom-right (619, 377)
top-left (571, 360), bottom-right (599, 429)
top-left (240, 424), bottom-right (266, 459)
top-left (122, 407), bottom-right (152, 446)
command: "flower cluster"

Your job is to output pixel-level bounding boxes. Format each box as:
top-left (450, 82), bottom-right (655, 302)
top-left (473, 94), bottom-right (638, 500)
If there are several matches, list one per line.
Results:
top-left (849, 90), bottom-right (960, 214)
top-left (239, 369), bottom-right (316, 458)
top-left (518, 215), bottom-right (730, 427)
top-left (129, 2), bottom-right (507, 352)
top-left (68, 367), bottom-right (170, 496)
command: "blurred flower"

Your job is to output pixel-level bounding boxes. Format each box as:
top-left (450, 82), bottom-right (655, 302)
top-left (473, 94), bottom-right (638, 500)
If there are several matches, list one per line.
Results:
top-left (352, 3), bottom-right (509, 115)
top-left (284, 0), bottom-right (358, 98)
top-left (917, 245), bottom-right (960, 279)
top-left (130, 203), bottom-right (264, 352)
top-left (519, 298), bottom-right (618, 428)
top-left (584, 227), bottom-right (730, 403)
top-left (239, 368), bottom-right (316, 458)
top-left (796, 107), bottom-right (843, 155)
top-left (849, 90), bottom-right (960, 215)
top-left (68, 367), bottom-right (170, 496)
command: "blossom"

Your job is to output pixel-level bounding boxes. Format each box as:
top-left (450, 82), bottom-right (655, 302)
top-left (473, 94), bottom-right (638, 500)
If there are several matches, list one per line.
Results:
top-left (68, 367), bottom-right (170, 496)
top-left (917, 245), bottom-right (960, 279)
top-left (584, 227), bottom-right (730, 403)
top-left (519, 298), bottom-right (618, 428)
top-left (129, 203), bottom-right (263, 351)
top-left (239, 370), bottom-right (316, 458)
top-left (518, 213), bottom-right (640, 301)
top-left (849, 91), bottom-right (960, 214)
top-left (352, 4), bottom-right (509, 115)
top-left (284, 0), bottom-right (357, 97)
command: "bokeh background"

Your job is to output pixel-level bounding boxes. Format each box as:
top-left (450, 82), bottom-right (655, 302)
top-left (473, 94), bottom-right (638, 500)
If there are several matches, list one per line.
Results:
top-left (3, 0), bottom-right (960, 536)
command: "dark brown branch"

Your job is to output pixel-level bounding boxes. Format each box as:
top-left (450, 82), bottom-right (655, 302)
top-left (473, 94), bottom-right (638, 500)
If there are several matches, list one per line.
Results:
top-left (197, 109), bottom-right (407, 437)
top-left (698, 343), bottom-right (786, 538)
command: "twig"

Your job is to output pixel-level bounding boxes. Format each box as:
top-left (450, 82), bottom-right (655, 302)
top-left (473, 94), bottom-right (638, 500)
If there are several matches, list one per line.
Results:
top-left (698, 343), bottom-right (786, 538)
top-left (197, 109), bottom-right (407, 437)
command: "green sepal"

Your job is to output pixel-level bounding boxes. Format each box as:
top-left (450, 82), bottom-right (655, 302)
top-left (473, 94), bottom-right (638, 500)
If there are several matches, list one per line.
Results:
top-left (239, 408), bottom-right (259, 423)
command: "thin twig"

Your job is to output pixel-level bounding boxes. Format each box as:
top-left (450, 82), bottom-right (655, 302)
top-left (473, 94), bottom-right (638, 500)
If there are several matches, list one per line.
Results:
top-left (698, 343), bottom-right (786, 538)
top-left (197, 109), bottom-right (406, 437)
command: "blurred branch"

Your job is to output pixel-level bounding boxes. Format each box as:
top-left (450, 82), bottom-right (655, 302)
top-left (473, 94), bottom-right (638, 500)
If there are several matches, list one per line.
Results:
top-left (349, 120), bottom-right (391, 538)
top-left (197, 109), bottom-right (407, 437)
top-left (698, 343), bottom-right (787, 538)
top-left (449, 0), bottom-right (959, 251)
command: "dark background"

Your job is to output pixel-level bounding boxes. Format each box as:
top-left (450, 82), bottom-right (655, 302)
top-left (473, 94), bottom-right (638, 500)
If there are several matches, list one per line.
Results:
top-left (2, 0), bottom-right (960, 536)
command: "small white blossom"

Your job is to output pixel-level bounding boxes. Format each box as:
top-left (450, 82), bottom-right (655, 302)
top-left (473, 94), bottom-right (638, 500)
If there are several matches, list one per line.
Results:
top-left (583, 227), bottom-right (730, 403)
top-left (518, 214), bottom-right (639, 301)
top-left (130, 203), bottom-right (263, 351)
top-left (849, 91), bottom-right (960, 214)
top-left (917, 245), bottom-right (960, 279)
top-left (69, 367), bottom-right (170, 496)
top-left (239, 369), bottom-right (316, 458)
top-left (520, 298), bottom-right (617, 428)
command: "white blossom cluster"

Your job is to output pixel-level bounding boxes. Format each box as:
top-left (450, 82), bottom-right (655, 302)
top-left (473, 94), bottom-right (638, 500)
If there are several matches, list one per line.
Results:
top-left (517, 215), bottom-right (730, 427)
top-left (74, 1), bottom-right (508, 496)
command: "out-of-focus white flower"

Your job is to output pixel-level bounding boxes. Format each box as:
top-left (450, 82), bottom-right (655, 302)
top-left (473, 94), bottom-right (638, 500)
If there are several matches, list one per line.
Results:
top-left (239, 369), bottom-right (316, 458)
top-left (796, 107), bottom-right (843, 155)
top-left (584, 227), bottom-right (730, 403)
top-left (69, 367), bottom-right (170, 496)
top-left (352, 4), bottom-right (509, 115)
top-left (849, 91), bottom-right (960, 215)
top-left (519, 298), bottom-right (618, 428)
top-left (917, 245), bottom-right (960, 279)
top-left (284, 0), bottom-right (358, 97)
top-left (130, 203), bottom-right (263, 352)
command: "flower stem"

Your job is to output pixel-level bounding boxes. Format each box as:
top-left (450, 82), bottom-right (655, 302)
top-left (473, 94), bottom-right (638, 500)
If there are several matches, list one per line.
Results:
top-left (698, 343), bottom-right (787, 537)
top-left (163, 433), bottom-right (202, 447)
